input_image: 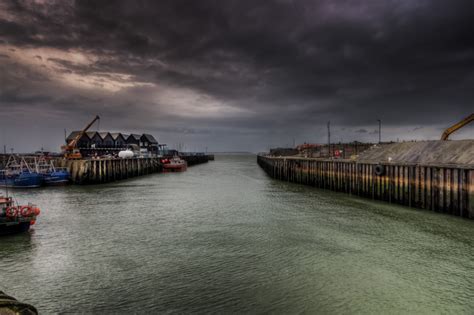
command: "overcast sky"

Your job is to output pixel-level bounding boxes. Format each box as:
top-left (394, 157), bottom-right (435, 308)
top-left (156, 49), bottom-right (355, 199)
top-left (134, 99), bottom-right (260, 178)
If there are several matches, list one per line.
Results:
top-left (1, 0), bottom-right (473, 152)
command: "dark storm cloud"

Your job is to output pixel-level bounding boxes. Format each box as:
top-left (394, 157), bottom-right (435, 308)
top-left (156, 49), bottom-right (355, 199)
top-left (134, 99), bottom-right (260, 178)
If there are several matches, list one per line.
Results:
top-left (0, 0), bottom-right (473, 151)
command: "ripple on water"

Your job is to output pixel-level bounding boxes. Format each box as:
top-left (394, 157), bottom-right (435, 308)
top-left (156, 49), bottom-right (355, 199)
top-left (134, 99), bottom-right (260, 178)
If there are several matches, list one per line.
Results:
top-left (1, 155), bottom-right (473, 314)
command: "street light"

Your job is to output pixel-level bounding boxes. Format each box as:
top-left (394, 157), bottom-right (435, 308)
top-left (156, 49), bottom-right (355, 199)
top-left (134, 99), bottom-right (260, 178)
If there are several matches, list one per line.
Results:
top-left (377, 119), bottom-right (381, 143)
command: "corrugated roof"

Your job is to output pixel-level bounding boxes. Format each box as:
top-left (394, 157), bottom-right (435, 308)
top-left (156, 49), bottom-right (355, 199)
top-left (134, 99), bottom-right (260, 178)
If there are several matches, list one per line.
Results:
top-left (141, 133), bottom-right (158, 144)
top-left (111, 133), bottom-right (125, 140)
top-left (86, 131), bottom-right (100, 139)
top-left (68, 131), bottom-right (159, 144)
top-left (128, 134), bottom-right (141, 141)
top-left (98, 132), bottom-right (112, 139)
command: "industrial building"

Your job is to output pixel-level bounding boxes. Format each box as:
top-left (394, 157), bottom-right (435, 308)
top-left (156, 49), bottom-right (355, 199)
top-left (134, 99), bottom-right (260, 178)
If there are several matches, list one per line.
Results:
top-left (65, 131), bottom-right (159, 157)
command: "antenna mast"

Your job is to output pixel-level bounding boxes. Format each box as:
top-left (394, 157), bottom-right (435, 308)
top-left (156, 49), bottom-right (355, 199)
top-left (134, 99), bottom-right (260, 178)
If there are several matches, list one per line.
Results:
top-left (3, 145), bottom-right (8, 198)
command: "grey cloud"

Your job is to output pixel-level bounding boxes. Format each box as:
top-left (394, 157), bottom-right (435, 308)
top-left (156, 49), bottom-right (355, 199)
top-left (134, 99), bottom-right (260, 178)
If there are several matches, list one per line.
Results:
top-left (0, 0), bottom-right (473, 152)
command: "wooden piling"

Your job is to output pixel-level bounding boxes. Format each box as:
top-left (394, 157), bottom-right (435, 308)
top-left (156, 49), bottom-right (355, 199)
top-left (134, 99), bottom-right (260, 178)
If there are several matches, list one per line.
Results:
top-left (57, 157), bottom-right (166, 184)
top-left (257, 156), bottom-right (474, 219)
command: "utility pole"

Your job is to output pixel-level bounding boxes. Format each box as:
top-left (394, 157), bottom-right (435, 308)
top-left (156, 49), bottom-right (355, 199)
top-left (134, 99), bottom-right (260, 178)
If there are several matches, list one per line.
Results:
top-left (377, 119), bottom-right (382, 143)
top-left (327, 121), bottom-right (331, 157)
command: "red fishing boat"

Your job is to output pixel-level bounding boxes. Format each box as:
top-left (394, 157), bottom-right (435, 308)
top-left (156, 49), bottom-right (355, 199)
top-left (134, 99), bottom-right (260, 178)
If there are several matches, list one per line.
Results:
top-left (0, 196), bottom-right (40, 236)
top-left (161, 156), bottom-right (187, 172)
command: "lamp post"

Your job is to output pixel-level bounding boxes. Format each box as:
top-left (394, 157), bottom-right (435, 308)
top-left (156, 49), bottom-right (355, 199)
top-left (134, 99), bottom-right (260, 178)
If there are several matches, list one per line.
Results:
top-left (327, 121), bottom-right (331, 157)
top-left (377, 119), bottom-right (381, 143)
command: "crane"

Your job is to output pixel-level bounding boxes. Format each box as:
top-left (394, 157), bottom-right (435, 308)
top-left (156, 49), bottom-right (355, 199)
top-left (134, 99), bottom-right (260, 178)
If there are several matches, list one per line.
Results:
top-left (440, 113), bottom-right (474, 140)
top-left (62, 115), bottom-right (100, 159)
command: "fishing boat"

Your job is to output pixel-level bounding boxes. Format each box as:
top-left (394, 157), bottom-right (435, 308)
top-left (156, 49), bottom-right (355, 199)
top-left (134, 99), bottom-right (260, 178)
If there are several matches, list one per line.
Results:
top-left (37, 158), bottom-right (70, 185)
top-left (0, 195), bottom-right (40, 236)
top-left (161, 156), bottom-right (187, 172)
top-left (0, 156), bottom-right (43, 188)
top-left (42, 167), bottom-right (70, 185)
top-left (0, 170), bottom-right (43, 188)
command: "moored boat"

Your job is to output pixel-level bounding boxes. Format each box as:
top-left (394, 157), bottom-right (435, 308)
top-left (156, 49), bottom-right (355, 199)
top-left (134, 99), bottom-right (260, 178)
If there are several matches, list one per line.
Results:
top-left (0, 196), bottom-right (40, 236)
top-left (38, 160), bottom-right (70, 185)
top-left (161, 156), bottom-right (187, 172)
top-left (0, 155), bottom-right (43, 188)
top-left (42, 168), bottom-right (70, 185)
top-left (0, 170), bottom-right (43, 188)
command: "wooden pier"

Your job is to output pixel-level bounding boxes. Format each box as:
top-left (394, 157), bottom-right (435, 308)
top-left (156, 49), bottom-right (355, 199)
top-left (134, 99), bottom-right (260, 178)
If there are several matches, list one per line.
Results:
top-left (257, 155), bottom-right (474, 219)
top-left (59, 157), bottom-right (163, 184)
top-left (58, 154), bottom-right (214, 184)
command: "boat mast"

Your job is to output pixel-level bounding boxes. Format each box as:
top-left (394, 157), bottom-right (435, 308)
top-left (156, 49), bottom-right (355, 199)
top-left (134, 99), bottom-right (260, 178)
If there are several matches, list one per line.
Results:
top-left (3, 145), bottom-right (8, 198)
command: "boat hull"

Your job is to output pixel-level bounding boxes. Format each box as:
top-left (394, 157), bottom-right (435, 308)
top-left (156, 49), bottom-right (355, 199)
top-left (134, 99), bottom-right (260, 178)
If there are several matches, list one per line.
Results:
top-left (0, 221), bottom-right (31, 236)
top-left (161, 157), bottom-right (187, 173)
top-left (162, 165), bottom-right (187, 172)
top-left (0, 172), bottom-right (43, 188)
top-left (42, 171), bottom-right (70, 186)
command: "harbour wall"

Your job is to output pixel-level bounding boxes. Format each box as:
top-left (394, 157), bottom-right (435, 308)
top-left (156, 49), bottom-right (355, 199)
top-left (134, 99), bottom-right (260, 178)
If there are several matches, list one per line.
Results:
top-left (58, 154), bottom-right (214, 184)
top-left (257, 155), bottom-right (474, 219)
top-left (58, 158), bottom-right (162, 184)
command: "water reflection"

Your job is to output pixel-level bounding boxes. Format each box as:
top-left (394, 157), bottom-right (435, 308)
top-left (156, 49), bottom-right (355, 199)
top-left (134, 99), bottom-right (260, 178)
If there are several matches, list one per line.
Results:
top-left (0, 155), bottom-right (473, 314)
top-left (1, 232), bottom-right (36, 256)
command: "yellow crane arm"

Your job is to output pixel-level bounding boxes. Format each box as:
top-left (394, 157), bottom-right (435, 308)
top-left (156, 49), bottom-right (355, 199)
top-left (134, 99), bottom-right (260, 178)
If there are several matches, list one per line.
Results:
top-left (440, 113), bottom-right (474, 140)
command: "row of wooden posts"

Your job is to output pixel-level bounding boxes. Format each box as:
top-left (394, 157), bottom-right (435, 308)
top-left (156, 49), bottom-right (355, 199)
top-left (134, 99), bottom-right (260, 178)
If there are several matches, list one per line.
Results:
top-left (58, 155), bottom-right (213, 184)
top-left (60, 158), bottom-right (162, 184)
top-left (257, 156), bottom-right (474, 219)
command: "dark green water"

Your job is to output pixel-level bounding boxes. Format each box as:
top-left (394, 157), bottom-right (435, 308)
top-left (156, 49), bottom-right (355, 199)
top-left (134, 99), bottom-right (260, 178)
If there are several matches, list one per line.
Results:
top-left (1, 155), bottom-right (473, 314)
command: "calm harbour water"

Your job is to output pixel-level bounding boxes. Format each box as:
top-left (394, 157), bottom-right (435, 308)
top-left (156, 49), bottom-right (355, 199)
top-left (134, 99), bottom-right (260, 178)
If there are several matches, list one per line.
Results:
top-left (1, 155), bottom-right (473, 314)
